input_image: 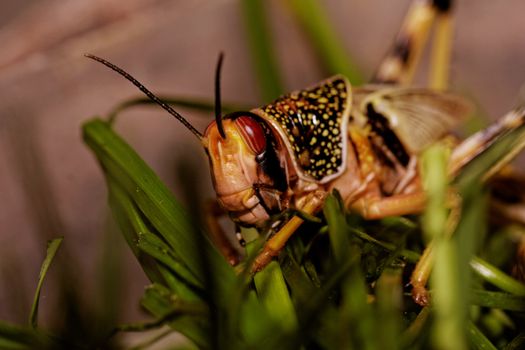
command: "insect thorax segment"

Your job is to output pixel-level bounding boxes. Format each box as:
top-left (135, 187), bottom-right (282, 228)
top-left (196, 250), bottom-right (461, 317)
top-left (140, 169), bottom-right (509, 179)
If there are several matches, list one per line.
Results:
top-left (254, 76), bottom-right (352, 183)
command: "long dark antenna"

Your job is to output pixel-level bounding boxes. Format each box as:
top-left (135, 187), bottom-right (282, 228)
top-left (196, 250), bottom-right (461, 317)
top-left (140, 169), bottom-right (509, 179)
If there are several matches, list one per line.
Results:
top-left (215, 52), bottom-right (226, 139)
top-left (85, 54), bottom-right (203, 140)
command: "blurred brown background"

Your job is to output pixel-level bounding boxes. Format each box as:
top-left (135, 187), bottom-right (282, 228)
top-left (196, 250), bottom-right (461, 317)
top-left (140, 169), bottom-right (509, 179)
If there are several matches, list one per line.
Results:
top-left (0, 0), bottom-right (524, 335)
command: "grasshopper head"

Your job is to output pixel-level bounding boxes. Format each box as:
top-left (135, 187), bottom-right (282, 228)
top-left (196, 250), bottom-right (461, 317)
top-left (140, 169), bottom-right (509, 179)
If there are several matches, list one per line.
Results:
top-left (203, 113), bottom-right (288, 226)
top-left (85, 53), bottom-right (289, 226)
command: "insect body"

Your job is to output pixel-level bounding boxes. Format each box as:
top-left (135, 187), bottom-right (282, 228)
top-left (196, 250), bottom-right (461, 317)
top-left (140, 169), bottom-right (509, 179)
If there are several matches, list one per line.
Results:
top-left (200, 74), bottom-right (473, 270)
top-left (86, 0), bottom-right (525, 303)
top-left (203, 75), bottom-right (469, 228)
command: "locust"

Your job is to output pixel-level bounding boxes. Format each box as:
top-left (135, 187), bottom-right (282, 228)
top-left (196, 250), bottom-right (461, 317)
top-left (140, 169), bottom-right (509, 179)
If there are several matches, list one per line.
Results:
top-left (86, 0), bottom-right (525, 305)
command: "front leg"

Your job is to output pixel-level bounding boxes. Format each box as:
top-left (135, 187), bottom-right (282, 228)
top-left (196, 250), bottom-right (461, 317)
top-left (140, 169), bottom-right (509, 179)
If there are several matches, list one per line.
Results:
top-left (204, 200), bottom-right (242, 266)
top-left (252, 191), bottom-right (327, 272)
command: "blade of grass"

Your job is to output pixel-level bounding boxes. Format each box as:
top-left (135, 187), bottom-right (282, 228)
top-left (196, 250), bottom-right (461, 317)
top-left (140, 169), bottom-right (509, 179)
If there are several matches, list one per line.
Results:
top-left (280, 254), bottom-right (318, 306)
top-left (136, 231), bottom-right (203, 292)
top-left (324, 192), bottom-right (377, 350)
top-left (108, 175), bottom-right (202, 298)
top-left (0, 322), bottom-right (51, 350)
top-left (349, 223), bottom-right (525, 296)
top-left (106, 175), bottom-right (169, 285)
top-left (94, 217), bottom-right (125, 336)
top-left (400, 307), bottom-right (431, 348)
top-left (421, 144), bottom-right (468, 350)
top-left (285, 0), bottom-right (364, 84)
top-left (107, 96), bottom-right (249, 124)
top-left (28, 237), bottom-right (63, 329)
top-left (241, 0), bottom-right (284, 101)
top-left (375, 268), bottom-right (403, 350)
top-left (470, 290), bottom-right (525, 311)
top-left (253, 261), bottom-right (298, 334)
top-left (467, 321), bottom-right (498, 350)
top-left (83, 119), bottom-right (236, 302)
top-left (140, 284), bottom-right (209, 349)
top-left (470, 257), bottom-right (525, 296)
top-left (323, 192), bottom-right (350, 262)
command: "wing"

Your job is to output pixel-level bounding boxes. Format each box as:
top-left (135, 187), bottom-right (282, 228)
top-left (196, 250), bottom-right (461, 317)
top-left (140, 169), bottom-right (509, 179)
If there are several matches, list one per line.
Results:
top-left (361, 88), bottom-right (472, 159)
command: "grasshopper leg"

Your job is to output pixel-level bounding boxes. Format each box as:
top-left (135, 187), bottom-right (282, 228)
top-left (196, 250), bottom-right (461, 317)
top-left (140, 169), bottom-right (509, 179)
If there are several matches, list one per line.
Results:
top-left (351, 191), bottom-right (427, 220)
top-left (373, 0), bottom-right (453, 86)
top-left (410, 196), bottom-right (461, 305)
top-left (252, 191), bottom-right (327, 273)
top-left (407, 105), bottom-right (525, 303)
top-left (428, 2), bottom-right (454, 90)
top-left (351, 188), bottom-right (463, 306)
top-left (204, 200), bottom-right (242, 266)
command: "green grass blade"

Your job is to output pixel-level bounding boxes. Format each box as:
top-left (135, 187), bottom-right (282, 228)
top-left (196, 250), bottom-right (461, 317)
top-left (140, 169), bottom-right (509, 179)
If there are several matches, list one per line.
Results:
top-left (107, 96), bottom-right (249, 124)
top-left (136, 231), bottom-right (203, 292)
top-left (280, 254), bottom-right (318, 307)
top-left (106, 176), bottom-right (167, 285)
top-left (0, 322), bottom-right (51, 350)
top-left (253, 261), bottom-right (298, 334)
top-left (467, 322), bottom-right (498, 350)
top-left (375, 268), bottom-right (402, 350)
top-left (470, 257), bottom-right (525, 296)
top-left (107, 174), bottom-right (202, 299)
top-left (421, 145), bottom-right (468, 350)
top-left (83, 119), bottom-right (236, 302)
top-left (140, 284), bottom-right (209, 349)
top-left (93, 219), bottom-right (126, 336)
top-left (28, 237), bottom-right (63, 329)
top-left (470, 290), bottom-right (525, 311)
top-left (241, 0), bottom-right (284, 101)
top-left (323, 193), bottom-right (350, 262)
top-left (420, 144), bottom-right (449, 243)
top-left (323, 193), bottom-right (376, 350)
top-left (285, 0), bottom-right (364, 84)
top-left (401, 307), bottom-right (431, 348)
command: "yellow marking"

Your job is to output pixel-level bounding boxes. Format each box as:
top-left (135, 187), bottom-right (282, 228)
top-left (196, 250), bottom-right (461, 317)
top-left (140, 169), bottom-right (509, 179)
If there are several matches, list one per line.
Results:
top-left (299, 150), bottom-right (310, 167)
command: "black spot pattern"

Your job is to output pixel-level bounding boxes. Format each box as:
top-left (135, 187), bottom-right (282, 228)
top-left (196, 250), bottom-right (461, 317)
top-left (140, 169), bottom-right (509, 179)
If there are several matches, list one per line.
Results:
top-left (366, 104), bottom-right (410, 166)
top-left (259, 76), bottom-right (350, 181)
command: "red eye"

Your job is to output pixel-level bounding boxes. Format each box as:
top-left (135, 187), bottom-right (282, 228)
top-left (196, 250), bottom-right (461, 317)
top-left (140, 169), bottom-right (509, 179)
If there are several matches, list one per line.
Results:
top-left (235, 116), bottom-right (267, 154)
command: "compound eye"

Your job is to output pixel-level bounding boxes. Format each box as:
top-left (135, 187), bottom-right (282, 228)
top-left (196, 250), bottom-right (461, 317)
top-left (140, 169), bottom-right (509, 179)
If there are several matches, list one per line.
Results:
top-left (235, 116), bottom-right (267, 154)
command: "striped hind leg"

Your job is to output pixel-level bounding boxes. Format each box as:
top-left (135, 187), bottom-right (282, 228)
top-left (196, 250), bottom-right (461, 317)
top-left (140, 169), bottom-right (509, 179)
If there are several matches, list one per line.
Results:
top-left (449, 106), bottom-right (525, 179)
top-left (372, 0), bottom-right (454, 88)
top-left (411, 106), bottom-right (525, 305)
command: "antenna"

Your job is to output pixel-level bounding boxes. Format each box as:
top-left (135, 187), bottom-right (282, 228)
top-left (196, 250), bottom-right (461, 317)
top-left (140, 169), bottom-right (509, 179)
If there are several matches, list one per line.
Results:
top-left (85, 54), bottom-right (203, 140)
top-left (215, 52), bottom-right (226, 139)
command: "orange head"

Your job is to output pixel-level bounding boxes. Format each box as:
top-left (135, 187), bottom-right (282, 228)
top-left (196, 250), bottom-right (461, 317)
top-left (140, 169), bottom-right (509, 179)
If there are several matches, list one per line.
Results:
top-left (85, 53), bottom-right (289, 227)
top-left (203, 112), bottom-right (287, 226)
